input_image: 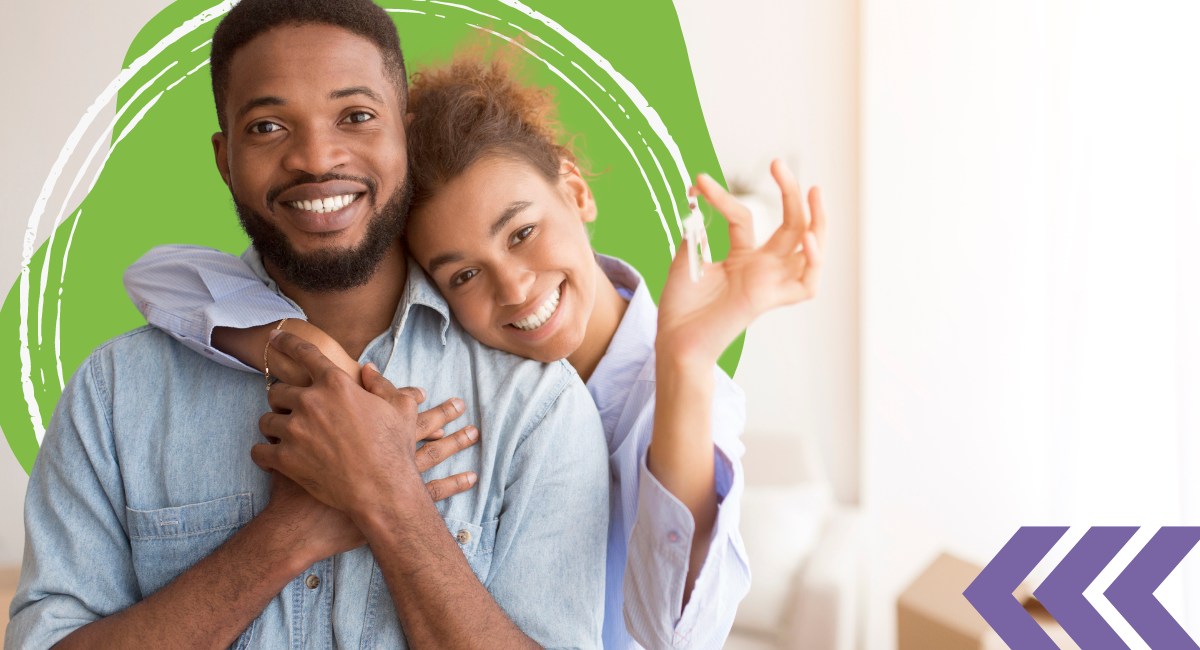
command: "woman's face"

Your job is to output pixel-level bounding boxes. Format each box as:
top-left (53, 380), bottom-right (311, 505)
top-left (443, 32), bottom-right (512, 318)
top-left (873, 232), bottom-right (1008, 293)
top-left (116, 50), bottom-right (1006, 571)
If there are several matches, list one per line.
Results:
top-left (406, 156), bottom-right (598, 363)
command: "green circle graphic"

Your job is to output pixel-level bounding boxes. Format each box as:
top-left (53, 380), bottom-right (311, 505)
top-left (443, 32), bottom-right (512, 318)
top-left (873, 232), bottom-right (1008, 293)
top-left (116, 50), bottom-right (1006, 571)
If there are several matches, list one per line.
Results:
top-left (0, 0), bottom-right (739, 473)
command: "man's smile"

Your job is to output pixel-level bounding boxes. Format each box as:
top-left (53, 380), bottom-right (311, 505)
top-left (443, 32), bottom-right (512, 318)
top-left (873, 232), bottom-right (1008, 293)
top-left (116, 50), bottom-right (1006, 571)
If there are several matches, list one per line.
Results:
top-left (272, 179), bottom-right (372, 233)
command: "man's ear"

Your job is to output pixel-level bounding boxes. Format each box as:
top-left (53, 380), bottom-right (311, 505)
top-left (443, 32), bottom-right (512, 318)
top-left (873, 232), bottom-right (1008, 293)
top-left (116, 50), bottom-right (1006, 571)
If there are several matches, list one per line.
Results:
top-left (560, 159), bottom-right (597, 223)
top-left (211, 131), bottom-right (233, 189)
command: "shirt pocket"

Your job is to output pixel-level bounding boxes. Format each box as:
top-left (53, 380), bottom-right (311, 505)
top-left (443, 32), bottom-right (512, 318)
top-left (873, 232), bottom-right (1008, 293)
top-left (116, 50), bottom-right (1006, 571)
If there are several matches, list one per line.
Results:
top-left (126, 493), bottom-right (255, 598)
top-left (444, 517), bottom-right (500, 583)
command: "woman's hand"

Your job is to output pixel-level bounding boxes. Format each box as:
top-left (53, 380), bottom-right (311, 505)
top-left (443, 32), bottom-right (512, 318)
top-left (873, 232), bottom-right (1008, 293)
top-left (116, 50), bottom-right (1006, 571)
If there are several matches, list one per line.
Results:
top-left (656, 159), bottom-right (827, 367)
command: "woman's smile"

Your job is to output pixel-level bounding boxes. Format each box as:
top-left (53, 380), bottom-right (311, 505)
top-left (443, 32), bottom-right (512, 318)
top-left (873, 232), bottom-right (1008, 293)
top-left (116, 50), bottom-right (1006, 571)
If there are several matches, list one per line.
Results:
top-left (506, 281), bottom-right (567, 340)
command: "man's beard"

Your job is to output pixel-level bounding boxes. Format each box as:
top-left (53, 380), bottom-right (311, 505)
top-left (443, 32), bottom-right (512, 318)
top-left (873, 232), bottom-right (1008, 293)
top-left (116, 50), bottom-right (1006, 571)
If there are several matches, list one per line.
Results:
top-left (234, 173), bottom-right (413, 293)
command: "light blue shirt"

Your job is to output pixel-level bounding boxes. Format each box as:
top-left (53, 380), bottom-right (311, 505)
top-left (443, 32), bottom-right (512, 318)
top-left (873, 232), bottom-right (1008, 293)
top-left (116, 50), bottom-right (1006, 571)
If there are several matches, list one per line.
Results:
top-left (118, 246), bottom-right (751, 650)
top-left (7, 250), bottom-right (610, 650)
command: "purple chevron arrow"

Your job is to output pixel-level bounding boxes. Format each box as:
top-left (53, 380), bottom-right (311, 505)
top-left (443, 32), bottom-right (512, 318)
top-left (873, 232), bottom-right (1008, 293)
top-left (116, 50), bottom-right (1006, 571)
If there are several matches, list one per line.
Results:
top-left (1034, 527), bottom-right (1136, 650)
top-left (964, 526), bottom-right (1068, 649)
top-left (1105, 526), bottom-right (1200, 650)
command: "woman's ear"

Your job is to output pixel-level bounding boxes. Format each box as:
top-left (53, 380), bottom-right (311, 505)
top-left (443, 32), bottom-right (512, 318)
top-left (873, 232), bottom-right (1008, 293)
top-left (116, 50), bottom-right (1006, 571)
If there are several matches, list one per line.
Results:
top-left (560, 159), bottom-right (597, 223)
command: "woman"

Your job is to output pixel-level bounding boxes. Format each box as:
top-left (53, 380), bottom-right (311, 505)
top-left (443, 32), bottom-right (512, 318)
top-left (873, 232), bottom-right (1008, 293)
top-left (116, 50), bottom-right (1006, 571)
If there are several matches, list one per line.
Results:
top-left (124, 53), bottom-right (826, 649)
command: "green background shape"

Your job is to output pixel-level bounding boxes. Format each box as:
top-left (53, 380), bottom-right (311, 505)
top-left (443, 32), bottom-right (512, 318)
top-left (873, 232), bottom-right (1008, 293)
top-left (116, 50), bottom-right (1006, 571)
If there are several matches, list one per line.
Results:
top-left (1, 0), bottom-right (737, 474)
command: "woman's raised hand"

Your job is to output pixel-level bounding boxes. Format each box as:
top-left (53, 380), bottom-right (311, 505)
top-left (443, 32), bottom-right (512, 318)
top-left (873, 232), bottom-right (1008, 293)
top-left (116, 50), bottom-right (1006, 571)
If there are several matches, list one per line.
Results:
top-left (656, 159), bottom-right (827, 367)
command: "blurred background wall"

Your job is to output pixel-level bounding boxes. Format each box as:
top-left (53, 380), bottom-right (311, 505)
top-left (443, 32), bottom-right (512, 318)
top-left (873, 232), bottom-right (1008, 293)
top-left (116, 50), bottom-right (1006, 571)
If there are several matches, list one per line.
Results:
top-left (4, 1), bottom-right (1200, 649)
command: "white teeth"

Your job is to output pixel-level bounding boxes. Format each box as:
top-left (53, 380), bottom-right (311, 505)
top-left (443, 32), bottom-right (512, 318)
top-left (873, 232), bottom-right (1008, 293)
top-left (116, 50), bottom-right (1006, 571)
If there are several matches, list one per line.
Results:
top-left (288, 193), bottom-right (360, 214)
top-left (511, 287), bottom-right (562, 331)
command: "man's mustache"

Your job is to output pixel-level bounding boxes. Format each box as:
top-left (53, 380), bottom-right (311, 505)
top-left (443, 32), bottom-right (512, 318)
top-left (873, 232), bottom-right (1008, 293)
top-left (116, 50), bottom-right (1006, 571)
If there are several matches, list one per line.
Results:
top-left (265, 173), bottom-right (378, 206)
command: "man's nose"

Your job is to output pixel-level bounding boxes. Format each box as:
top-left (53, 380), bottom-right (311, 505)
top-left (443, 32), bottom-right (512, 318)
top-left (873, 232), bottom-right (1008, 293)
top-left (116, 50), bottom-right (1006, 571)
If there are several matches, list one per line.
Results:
top-left (496, 267), bottom-right (537, 307)
top-left (280, 125), bottom-right (352, 176)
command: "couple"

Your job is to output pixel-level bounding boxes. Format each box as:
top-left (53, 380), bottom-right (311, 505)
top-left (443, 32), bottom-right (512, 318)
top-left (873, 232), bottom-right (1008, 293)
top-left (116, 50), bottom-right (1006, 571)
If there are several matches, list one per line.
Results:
top-left (7, 0), bottom-right (827, 648)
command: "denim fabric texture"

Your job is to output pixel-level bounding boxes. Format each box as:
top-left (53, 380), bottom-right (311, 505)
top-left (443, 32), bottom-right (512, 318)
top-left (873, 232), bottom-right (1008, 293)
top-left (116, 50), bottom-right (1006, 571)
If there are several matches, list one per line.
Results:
top-left (7, 252), bottom-right (610, 650)
top-left (117, 246), bottom-right (751, 650)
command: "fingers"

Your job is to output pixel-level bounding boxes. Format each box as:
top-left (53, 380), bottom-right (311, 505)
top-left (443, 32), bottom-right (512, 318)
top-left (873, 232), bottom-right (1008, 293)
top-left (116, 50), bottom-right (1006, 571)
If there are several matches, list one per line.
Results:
top-left (266, 381), bottom-right (302, 414)
top-left (425, 472), bottom-right (478, 502)
top-left (415, 425), bottom-right (480, 474)
top-left (416, 398), bottom-right (466, 439)
top-left (269, 330), bottom-right (345, 385)
top-left (807, 186), bottom-right (828, 248)
top-left (250, 442), bottom-right (281, 473)
top-left (361, 363), bottom-right (419, 416)
top-left (766, 159), bottom-right (808, 255)
top-left (691, 173), bottom-right (756, 251)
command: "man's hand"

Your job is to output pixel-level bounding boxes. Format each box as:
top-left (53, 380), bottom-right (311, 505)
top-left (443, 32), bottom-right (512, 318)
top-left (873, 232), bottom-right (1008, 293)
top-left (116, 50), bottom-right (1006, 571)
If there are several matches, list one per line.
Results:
top-left (253, 331), bottom-right (476, 518)
top-left (657, 159), bottom-right (827, 366)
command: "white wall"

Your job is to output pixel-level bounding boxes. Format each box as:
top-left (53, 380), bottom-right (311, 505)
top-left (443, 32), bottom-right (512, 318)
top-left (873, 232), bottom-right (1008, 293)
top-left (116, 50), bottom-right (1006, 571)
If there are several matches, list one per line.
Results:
top-left (862, 1), bottom-right (1200, 648)
top-left (0, 0), bottom-right (177, 568)
top-left (676, 0), bottom-right (862, 506)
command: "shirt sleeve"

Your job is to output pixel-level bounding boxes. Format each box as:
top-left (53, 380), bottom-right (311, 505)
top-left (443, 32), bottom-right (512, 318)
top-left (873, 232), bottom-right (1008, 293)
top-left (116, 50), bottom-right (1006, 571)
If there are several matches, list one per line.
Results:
top-left (122, 244), bottom-right (304, 372)
top-left (5, 353), bottom-right (141, 650)
top-left (483, 369), bottom-right (610, 650)
top-left (622, 367), bottom-right (751, 650)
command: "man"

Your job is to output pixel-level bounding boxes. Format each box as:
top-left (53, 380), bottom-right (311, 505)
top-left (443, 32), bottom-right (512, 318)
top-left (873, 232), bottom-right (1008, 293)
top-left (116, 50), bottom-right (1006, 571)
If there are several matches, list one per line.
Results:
top-left (5, 1), bottom-right (609, 648)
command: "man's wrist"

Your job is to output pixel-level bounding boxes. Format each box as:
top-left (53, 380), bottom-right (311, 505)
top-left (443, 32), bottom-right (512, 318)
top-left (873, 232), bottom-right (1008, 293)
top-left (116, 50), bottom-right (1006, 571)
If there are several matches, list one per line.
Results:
top-left (232, 512), bottom-right (316, 582)
top-left (347, 468), bottom-right (430, 539)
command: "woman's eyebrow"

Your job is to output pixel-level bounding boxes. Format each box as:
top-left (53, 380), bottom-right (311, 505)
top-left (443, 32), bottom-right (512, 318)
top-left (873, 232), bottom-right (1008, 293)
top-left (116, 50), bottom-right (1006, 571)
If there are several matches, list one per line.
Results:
top-left (489, 201), bottom-right (532, 237)
top-left (427, 252), bottom-right (464, 274)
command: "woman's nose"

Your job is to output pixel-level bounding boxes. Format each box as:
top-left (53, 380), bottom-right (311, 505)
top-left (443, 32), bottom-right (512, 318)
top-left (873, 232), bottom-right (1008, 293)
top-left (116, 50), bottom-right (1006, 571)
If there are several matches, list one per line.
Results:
top-left (496, 268), bottom-right (537, 307)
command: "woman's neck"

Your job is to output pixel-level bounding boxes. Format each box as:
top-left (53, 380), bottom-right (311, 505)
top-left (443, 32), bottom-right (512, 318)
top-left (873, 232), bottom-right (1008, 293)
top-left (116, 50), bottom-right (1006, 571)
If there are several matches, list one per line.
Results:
top-left (568, 262), bottom-right (629, 383)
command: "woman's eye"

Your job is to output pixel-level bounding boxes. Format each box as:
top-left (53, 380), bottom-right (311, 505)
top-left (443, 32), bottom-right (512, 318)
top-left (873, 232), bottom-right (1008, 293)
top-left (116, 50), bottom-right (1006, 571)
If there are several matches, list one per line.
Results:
top-left (250, 121), bottom-right (282, 134)
top-left (511, 225), bottom-right (535, 246)
top-left (343, 111), bottom-right (374, 124)
top-left (451, 269), bottom-right (478, 287)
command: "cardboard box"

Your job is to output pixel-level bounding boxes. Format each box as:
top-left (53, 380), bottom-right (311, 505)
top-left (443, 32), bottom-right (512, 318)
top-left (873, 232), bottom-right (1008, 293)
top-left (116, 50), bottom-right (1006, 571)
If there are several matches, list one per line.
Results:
top-left (897, 553), bottom-right (1080, 650)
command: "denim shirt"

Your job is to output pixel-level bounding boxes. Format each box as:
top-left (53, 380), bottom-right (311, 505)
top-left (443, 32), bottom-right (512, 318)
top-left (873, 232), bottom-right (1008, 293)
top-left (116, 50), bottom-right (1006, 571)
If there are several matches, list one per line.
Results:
top-left (118, 245), bottom-right (750, 650)
top-left (6, 251), bottom-right (610, 650)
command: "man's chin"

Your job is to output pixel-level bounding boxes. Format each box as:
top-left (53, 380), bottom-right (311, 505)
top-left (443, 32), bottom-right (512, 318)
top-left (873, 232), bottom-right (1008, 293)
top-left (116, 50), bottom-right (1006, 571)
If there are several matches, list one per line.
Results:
top-left (232, 176), bottom-right (411, 293)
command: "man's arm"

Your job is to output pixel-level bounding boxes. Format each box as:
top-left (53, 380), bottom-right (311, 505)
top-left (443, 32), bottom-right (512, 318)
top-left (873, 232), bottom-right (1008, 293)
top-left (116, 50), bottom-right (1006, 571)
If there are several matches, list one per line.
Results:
top-left (52, 477), bottom-right (359, 650)
top-left (6, 354), bottom-right (335, 650)
top-left (254, 333), bottom-right (608, 649)
top-left (8, 349), bottom-right (479, 650)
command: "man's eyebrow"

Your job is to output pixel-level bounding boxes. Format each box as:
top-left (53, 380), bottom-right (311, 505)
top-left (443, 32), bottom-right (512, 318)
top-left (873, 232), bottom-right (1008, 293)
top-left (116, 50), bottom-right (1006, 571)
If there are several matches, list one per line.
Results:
top-left (330, 86), bottom-right (385, 103)
top-left (489, 201), bottom-right (533, 238)
top-left (236, 96), bottom-right (286, 122)
top-left (427, 252), bottom-right (465, 274)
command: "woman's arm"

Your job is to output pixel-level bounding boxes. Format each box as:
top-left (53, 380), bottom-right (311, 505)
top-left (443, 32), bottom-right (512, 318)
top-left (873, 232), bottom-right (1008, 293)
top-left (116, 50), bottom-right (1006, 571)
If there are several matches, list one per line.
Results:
top-left (651, 159), bottom-right (827, 600)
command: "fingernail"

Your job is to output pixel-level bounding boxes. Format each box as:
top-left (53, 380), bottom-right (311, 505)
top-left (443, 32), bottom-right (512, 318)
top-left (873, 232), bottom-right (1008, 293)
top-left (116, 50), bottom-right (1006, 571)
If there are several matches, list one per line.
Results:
top-left (418, 387), bottom-right (427, 401)
top-left (466, 426), bottom-right (478, 441)
top-left (467, 472), bottom-right (477, 486)
top-left (453, 398), bottom-right (464, 413)
top-left (364, 362), bottom-right (378, 373)
top-left (268, 328), bottom-right (283, 340)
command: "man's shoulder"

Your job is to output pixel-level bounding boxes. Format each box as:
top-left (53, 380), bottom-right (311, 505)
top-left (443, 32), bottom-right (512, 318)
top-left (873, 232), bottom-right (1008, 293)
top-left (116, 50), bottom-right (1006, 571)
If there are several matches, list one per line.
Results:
top-left (77, 324), bottom-right (239, 392)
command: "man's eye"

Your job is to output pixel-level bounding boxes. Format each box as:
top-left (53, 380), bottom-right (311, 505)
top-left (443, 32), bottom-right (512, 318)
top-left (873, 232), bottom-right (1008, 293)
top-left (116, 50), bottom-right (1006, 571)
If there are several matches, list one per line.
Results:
top-left (452, 269), bottom-right (478, 287)
top-left (343, 111), bottom-right (374, 124)
top-left (511, 225), bottom-right (535, 246)
top-left (250, 121), bottom-right (282, 134)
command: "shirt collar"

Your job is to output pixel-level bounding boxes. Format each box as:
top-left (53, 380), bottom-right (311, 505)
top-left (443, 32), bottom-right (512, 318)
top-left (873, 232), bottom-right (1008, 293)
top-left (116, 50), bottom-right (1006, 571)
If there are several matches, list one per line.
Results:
top-left (586, 254), bottom-right (659, 435)
top-left (240, 247), bottom-right (452, 346)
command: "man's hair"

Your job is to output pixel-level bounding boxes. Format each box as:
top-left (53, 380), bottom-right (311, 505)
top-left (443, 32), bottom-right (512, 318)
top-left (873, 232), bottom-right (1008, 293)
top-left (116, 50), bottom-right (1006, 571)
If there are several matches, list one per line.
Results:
top-left (210, 0), bottom-right (408, 132)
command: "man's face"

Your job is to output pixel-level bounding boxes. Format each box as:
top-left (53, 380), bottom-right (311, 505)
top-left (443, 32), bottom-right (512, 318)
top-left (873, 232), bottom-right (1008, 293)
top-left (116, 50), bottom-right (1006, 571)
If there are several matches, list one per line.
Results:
top-left (212, 24), bottom-right (410, 291)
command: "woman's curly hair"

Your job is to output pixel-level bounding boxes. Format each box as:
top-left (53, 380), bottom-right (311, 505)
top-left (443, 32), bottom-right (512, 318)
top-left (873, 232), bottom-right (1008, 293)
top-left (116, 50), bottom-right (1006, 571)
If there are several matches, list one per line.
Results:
top-left (406, 51), bottom-right (581, 211)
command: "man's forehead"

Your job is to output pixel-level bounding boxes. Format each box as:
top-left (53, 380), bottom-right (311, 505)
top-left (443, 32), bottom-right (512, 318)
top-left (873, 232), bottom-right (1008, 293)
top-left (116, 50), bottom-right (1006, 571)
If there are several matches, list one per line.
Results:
top-left (226, 23), bottom-right (391, 103)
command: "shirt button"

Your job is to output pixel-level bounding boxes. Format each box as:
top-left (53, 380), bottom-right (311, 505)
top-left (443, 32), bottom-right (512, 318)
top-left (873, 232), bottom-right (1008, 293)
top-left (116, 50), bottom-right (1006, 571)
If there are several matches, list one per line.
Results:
top-left (456, 529), bottom-right (472, 544)
top-left (306, 574), bottom-right (320, 589)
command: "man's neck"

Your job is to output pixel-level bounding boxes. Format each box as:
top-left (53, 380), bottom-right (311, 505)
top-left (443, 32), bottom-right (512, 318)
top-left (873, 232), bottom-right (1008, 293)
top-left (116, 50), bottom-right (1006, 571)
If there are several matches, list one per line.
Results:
top-left (265, 241), bottom-right (408, 361)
